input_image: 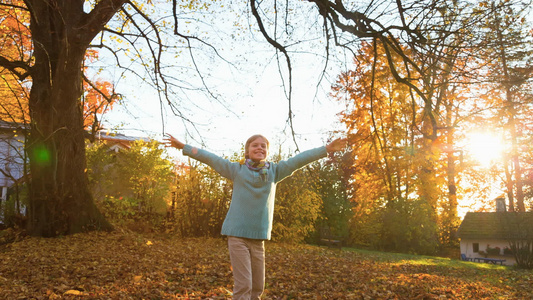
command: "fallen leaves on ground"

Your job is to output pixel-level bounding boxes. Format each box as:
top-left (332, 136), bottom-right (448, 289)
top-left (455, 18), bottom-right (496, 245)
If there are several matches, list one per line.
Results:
top-left (0, 230), bottom-right (531, 299)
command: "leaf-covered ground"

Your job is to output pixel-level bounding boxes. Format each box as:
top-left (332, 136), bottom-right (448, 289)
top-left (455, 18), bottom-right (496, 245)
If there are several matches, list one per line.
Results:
top-left (1, 230), bottom-right (532, 299)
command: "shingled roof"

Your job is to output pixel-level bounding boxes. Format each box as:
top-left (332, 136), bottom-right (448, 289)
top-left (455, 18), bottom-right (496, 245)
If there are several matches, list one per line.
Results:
top-left (457, 212), bottom-right (533, 240)
top-left (95, 131), bottom-right (151, 150)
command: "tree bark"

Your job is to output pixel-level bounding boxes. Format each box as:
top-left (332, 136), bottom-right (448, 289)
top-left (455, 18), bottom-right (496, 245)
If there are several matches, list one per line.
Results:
top-left (26, 0), bottom-right (125, 236)
top-left (504, 157), bottom-right (516, 212)
top-left (493, 5), bottom-right (525, 212)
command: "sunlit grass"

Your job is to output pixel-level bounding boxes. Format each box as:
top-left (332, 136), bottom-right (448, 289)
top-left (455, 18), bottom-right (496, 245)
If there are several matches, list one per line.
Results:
top-left (345, 247), bottom-right (510, 270)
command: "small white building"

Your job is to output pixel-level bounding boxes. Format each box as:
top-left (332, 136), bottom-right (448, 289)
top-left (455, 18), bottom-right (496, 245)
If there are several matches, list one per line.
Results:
top-left (0, 122), bottom-right (26, 200)
top-left (457, 201), bottom-right (533, 267)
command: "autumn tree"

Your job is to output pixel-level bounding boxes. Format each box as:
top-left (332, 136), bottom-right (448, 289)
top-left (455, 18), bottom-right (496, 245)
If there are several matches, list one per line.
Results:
top-left (332, 40), bottom-right (445, 253)
top-left (0, 1), bottom-right (119, 233)
top-left (474, 0), bottom-right (533, 212)
top-left (328, 0), bottom-right (533, 253)
top-left (330, 14), bottom-right (495, 252)
top-left (0, 0), bottom-right (30, 125)
top-left (0, 0), bottom-right (144, 236)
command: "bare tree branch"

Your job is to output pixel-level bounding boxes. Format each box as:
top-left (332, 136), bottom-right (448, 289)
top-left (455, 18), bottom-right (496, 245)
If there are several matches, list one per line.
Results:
top-left (0, 56), bottom-right (31, 80)
top-left (250, 0), bottom-right (299, 151)
top-left (80, 0), bottom-right (128, 45)
top-left (0, 2), bottom-right (28, 11)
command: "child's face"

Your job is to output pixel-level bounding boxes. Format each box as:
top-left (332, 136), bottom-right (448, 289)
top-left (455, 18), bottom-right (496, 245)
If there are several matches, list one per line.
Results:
top-left (248, 137), bottom-right (269, 161)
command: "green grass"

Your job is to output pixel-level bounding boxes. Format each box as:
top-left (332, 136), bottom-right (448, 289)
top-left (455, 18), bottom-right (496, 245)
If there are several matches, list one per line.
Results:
top-left (345, 247), bottom-right (511, 270)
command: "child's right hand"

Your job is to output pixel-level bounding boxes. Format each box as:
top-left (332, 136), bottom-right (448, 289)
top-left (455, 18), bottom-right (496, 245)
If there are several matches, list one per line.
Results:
top-left (164, 134), bottom-right (185, 149)
top-left (326, 138), bottom-right (348, 153)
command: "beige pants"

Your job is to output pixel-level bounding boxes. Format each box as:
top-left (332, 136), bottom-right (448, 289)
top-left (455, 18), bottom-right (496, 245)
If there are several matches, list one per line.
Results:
top-left (227, 236), bottom-right (265, 300)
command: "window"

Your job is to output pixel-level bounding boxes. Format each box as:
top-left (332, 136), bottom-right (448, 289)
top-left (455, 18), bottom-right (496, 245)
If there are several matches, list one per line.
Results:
top-left (473, 243), bottom-right (479, 253)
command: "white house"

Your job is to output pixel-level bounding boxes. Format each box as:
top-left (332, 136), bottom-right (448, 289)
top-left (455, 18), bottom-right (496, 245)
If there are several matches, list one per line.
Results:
top-left (457, 200), bottom-right (533, 267)
top-left (0, 121), bottom-right (26, 201)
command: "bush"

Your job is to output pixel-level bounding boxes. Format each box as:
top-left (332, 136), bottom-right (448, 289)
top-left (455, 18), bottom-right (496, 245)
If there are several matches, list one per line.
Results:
top-left (97, 196), bottom-right (137, 224)
top-left (486, 245), bottom-right (501, 255)
top-left (87, 139), bottom-right (174, 232)
top-left (170, 163), bottom-right (232, 238)
top-left (2, 185), bottom-right (28, 228)
top-left (379, 198), bottom-right (439, 255)
top-left (510, 242), bottom-right (533, 269)
top-left (272, 161), bottom-right (322, 243)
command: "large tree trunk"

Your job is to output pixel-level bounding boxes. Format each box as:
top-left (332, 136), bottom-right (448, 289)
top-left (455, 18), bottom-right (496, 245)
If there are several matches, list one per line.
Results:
top-left (26, 0), bottom-right (124, 236)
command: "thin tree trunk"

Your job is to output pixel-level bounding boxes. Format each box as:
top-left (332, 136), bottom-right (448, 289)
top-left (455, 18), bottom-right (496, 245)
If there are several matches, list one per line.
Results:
top-left (504, 157), bottom-right (515, 212)
top-left (494, 6), bottom-right (525, 211)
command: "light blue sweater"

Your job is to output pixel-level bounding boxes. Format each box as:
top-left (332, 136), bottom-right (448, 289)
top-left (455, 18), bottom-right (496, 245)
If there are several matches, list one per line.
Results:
top-left (182, 144), bottom-right (327, 240)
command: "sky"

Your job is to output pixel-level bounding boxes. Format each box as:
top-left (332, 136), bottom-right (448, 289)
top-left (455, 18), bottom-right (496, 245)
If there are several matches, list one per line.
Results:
top-left (103, 56), bottom-right (346, 153)
top-left (96, 2), bottom-right (349, 160)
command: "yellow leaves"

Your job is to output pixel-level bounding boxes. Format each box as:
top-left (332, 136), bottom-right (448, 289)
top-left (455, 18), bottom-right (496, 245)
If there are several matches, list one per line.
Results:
top-left (64, 289), bottom-right (88, 296)
top-left (1, 231), bottom-right (532, 298)
top-left (146, 240), bottom-right (153, 246)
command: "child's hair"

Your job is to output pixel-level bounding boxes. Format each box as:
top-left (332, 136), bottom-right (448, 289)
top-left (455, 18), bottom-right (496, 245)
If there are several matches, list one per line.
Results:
top-left (244, 134), bottom-right (270, 159)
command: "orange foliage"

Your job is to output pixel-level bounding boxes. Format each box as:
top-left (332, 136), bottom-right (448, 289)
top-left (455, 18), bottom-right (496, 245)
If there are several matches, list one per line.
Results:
top-left (83, 77), bottom-right (118, 130)
top-left (0, 0), bottom-right (31, 123)
top-left (0, 0), bottom-right (32, 62)
top-left (0, 232), bottom-right (532, 299)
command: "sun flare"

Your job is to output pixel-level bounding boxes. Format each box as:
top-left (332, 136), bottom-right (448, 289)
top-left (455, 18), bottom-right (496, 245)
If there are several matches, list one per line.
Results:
top-left (464, 132), bottom-right (505, 167)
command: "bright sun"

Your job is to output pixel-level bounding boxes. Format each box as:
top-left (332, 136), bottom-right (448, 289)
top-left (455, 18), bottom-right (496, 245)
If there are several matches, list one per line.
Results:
top-left (464, 132), bottom-right (505, 167)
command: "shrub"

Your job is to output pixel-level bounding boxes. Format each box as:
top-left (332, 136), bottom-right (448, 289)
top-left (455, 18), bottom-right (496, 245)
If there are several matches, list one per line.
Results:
top-left (486, 245), bottom-right (501, 255)
top-left (87, 139), bottom-right (174, 232)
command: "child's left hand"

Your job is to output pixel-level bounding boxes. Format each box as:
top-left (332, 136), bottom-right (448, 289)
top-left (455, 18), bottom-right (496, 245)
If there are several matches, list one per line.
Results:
top-left (164, 134), bottom-right (185, 149)
top-left (326, 138), bottom-right (348, 153)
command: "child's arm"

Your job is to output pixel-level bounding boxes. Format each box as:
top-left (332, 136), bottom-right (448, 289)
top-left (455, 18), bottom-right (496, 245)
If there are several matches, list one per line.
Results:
top-left (164, 134), bottom-right (235, 179)
top-left (164, 134), bottom-right (186, 150)
top-left (326, 138), bottom-right (348, 153)
top-left (274, 138), bottom-right (347, 182)
top-left (164, 134), bottom-right (200, 155)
